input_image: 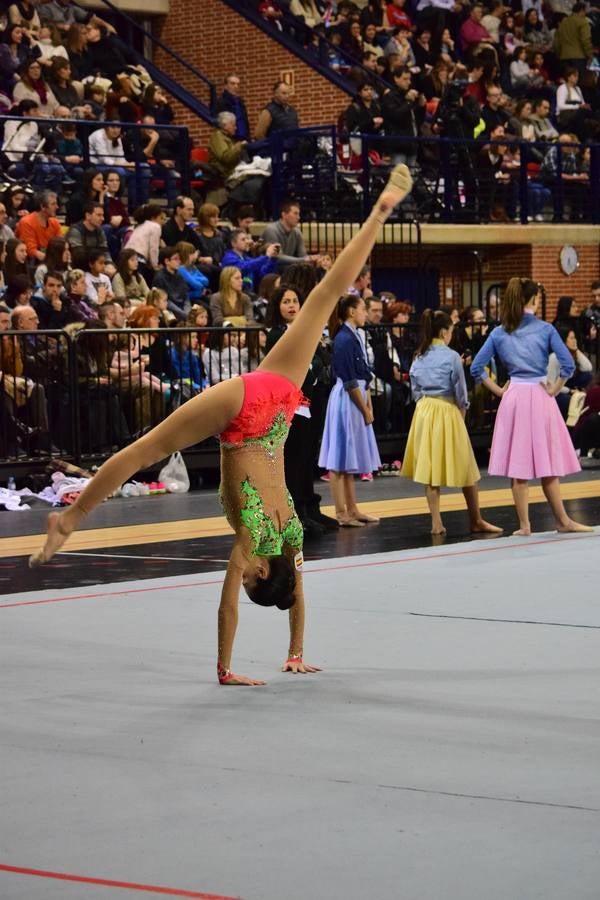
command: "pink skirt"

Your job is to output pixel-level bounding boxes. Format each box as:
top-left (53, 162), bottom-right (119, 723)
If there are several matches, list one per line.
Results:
top-left (489, 382), bottom-right (580, 479)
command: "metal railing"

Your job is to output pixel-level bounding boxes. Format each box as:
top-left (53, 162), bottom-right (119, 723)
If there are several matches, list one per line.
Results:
top-left (4, 320), bottom-right (596, 471)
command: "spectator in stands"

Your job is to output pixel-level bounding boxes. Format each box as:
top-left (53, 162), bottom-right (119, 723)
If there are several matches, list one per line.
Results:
top-left (88, 123), bottom-right (150, 210)
top-left (553, 295), bottom-right (584, 343)
top-left (98, 301), bottom-right (126, 329)
top-left (162, 196), bottom-right (200, 250)
top-left (112, 248), bottom-right (150, 307)
top-left (3, 304), bottom-right (52, 446)
top-left (481, 84), bottom-right (510, 137)
top-left (481, 1), bottom-right (503, 45)
top-left (31, 271), bottom-right (69, 328)
top-left (125, 203), bottom-right (167, 277)
top-left (141, 83), bottom-right (174, 126)
top-left (12, 58), bottom-right (58, 116)
top-left (175, 241), bottom-right (209, 303)
top-left (3, 274), bottom-right (34, 309)
top-left (553, 2), bottom-right (593, 79)
top-left (581, 281), bottom-right (600, 349)
top-left (262, 200), bottom-right (312, 266)
top-left (386, 0), bottom-right (412, 30)
top-left (39, 0), bottom-right (115, 36)
top-left (8, 1), bottom-right (42, 39)
top-left (47, 57), bottom-right (79, 110)
top-left (82, 23), bottom-right (137, 80)
top-left (539, 133), bottom-right (588, 221)
top-left (54, 119), bottom-right (84, 179)
top-left (64, 268), bottom-right (96, 321)
top-left (384, 25), bottom-right (416, 67)
top-left (221, 228), bottom-right (279, 293)
top-left (255, 80), bottom-right (300, 140)
top-left (411, 27), bottom-right (436, 71)
top-left (548, 326), bottom-right (593, 418)
top-left (208, 110), bottom-right (247, 181)
top-left (196, 202), bottom-right (226, 291)
top-left (84, 249), bottom-right (114, 306)
top-left (133, 114), bottom-right (180, 208)
top-left (523, 9), bottom-right (553, 54)
top-left (66, 201), bottom-right (109, 256)
top-left (460, 4), bottom-right (495, 58)
top-left (34, 236), bottom-right (71, 286)
top-left (529, 96), bottom-right (559, 142)
top-left (344, 82), bottom-right (384, 133)
top-left (290, 0), bottom-right (322, 28)
top-left (209, 265), bottom-right (253, 327)
top-left (381, 66), bottom-right (425, 167)
top-left (103, 169), bottom-right (130, 260)
top-left (14, 190), bottom-right (61, 263)
top-left (3, 237), bottom-right (29, 284)
top-left (0, 24), bottom-right (31, 94)
top-left (419, 59), bottom-right (453, 102)
top-left (509, 46), bottom-right (544, 92)
top-left (0, 203), bottom-right (15, 244)
top-left (1, 100), bottom-right (65, 193)
top-left (477, 124), bottom-right (512, 222)
top-left (152, 247), bottom-right (190, 321)
top-left (349, 265), bottom-right (373, 300)
top-left (556, 66), bottom-right (589, 139)
top-left (215, 74), bottom-right (250, 141)
top-left (66, 168), bottom-right (105, 226)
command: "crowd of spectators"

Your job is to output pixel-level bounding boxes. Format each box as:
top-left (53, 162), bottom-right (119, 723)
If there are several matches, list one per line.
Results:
top-left (251, 0), bottom-right (600, 222)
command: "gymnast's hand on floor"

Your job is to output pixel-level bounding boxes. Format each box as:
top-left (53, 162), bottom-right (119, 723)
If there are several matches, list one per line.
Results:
top-left (281, 657), bottom-right (322, 674)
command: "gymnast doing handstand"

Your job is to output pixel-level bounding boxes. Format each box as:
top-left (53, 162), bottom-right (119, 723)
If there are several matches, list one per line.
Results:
top-left (30, 166), bottom-right (414, 685)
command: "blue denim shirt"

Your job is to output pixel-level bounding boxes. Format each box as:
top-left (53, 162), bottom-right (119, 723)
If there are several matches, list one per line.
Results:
top-left (471, 312), bottom-right (575, 383)
top-left (333, 322), bottom-right (372, 390)
top-left (410, 340), bottom-right (469, 409)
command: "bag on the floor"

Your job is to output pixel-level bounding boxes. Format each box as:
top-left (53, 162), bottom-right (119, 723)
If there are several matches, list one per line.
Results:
top-left (159, 451), bottom-right (190, 493)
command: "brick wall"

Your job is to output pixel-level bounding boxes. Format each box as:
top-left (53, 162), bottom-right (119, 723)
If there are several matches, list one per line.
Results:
top-left (153, 0), bottom-right (349, 146)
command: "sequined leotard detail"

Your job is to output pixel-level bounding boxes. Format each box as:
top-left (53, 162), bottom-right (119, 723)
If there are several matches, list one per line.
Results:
top-left (218, 371), bottom-right (306, 556)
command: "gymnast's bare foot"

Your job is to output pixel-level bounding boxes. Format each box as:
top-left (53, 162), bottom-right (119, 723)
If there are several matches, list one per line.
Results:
top-left (431, 522), bottom-right (446, 535)
top-left (556, 519), bottom-right (594, 533)
top-left (29, 511), bottom-right (73, 567)
top-left (471, 519), bottom-right (503, 534)
top-left (513, 526), bottom-right (532, 536)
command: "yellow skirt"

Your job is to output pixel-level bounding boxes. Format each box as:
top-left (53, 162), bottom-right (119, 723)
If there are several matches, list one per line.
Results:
top-left (401, 396), bottom-right (480, 488)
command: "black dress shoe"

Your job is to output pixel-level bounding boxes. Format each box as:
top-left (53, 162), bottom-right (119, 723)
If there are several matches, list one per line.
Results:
top-left (301, 516), bottom-right (326, 539)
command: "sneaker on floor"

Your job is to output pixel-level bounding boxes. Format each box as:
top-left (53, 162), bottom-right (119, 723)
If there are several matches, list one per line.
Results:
top-left (360, 472), bottom-right (373, 482)
top-left (534, 214), bottom-right (545, 222)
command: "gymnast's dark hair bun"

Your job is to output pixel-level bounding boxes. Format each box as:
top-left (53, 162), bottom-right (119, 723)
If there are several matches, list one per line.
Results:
top-left (246, 554), bottom-right (296, 611)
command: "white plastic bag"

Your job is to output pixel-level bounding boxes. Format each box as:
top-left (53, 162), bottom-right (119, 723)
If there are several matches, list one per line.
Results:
top-left (158, 451), bottom-right (190, 493)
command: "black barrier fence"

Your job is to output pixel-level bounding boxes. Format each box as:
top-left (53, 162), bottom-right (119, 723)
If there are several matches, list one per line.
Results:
top-left (1, 323), bottom-right (598, 470)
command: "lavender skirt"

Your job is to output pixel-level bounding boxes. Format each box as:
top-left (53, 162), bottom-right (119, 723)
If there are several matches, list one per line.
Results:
top-left (489, 382), bottom-right (580, 479)
top-left (318, 379), bottom-right (382, 474)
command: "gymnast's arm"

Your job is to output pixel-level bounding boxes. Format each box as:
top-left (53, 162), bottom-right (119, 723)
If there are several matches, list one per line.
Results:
top-left (217, 544), bottom-right (266, 686)
top-left (282, 552), bottom-right (322, 675)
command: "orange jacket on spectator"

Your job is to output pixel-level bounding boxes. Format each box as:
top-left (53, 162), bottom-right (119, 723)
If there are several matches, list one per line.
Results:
top-left (15, 211), bottom-right (62, 259)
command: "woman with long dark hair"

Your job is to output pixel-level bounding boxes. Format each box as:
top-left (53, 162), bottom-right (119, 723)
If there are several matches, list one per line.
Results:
top-left (0, 24), bottom-right (31, 93)
top-left (12, 57), bottom-right (57, 116)
top-left (112, 248), bottom-right (149, 306)
top-left (31, 165), bottom-right (413, 685)
top-left (34, 236), bottom-right (71, 286)
top-left (3, 237), bottom-right (30, 286)
top-left (471, 277), bottom-right (592, 534)
top-left (66, 168), bottom-right (105, 227)
top-left (401, 309), bottom-right (500, 536)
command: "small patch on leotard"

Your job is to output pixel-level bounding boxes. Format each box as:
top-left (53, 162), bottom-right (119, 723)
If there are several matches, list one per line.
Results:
top-left (294, 552), bottom-right (304, 571)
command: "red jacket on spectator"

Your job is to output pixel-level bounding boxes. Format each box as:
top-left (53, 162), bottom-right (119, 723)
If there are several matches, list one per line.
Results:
top-left (386, 3), bottom-right (412, 30)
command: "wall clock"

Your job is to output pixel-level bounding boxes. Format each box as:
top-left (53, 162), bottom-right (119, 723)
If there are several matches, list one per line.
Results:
top-left (559, 245), bottom-right (579, 276)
